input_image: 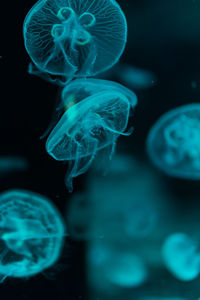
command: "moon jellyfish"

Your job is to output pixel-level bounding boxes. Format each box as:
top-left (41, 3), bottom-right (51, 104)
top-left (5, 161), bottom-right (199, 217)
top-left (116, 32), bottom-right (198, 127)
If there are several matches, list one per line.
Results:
top-left (0, 156), bottom-right (28, 176)
top-left (116, 64), bottom-right (157, 90)
top-left (162, 232), bottom-right (200, 281)
top-left (146, 104), bottom-right (200, 179)
top-left (0, 189), bottom-right (65, 280)
top-left (88, 243), bottom-right (147, 289)
top-left (46, 79), bottom-right (137, 192)
top-left (23, 0), bottom-right (127, 82)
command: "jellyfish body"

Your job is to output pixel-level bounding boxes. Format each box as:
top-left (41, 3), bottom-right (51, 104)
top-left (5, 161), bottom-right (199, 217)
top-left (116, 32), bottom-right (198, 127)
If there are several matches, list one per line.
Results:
top-left (23, 0), bottom-right (127, 81)
top-left (88, 243), bottom-right (147, 288)
top-left (61, 78), bottom-right (137, 109)
top-left (162, 232), bottom-right (200, 281)
top-left (0, 156), bottom-right (28, 176)
top-left (146, 104), bottom-right (200, 179)
top-left (0, 189), bottom-right (65, 279)
top-left (116, 64), bottom-right (157, 90)
top-left (46, 79), bottom-right (137, 191)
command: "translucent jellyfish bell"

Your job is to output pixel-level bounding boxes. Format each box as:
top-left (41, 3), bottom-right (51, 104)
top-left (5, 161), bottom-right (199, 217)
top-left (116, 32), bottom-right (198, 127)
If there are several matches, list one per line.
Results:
top-left (0, 189), bottom-right (66, 280)
top-left (146, 104), bottom-right (200, 179)
top-left (61, 78), bottom-right (137, 109)
top-left (162, 232), bottom-right (200, 281)
top-left (88, 243), bottom-right (147, 288)
top-left (0, 156), bottom-right (28, 176)
top-left (46, 79), bottom-right (137, 192)
top-left (23, 0), bottom-right (127, 81)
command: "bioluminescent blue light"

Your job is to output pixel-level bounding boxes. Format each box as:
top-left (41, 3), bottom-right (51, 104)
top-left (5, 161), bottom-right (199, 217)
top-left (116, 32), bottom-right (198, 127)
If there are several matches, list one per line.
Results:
top-left (162, 232), bottom-right (200, 281)
top-left (116, 64), bottom-right (157, 90)
top-left (66, 193), bottom-right (92, 240)
top-left (88, 243), bottom-right (147, 288)
top-left (104, 252), bottom-right (147, 287)
top-left (146, 104), bottom-right (200, 179)
top-left (0, 156), bottom-right (28, 175)
top-left (0, 189), bottom-right (65, 280)
top-left (142, 297), bottom-right (187, 300)
top-left (46, 79), bottom-right (137, 192)
top-left (23, 0), bottom-right (127, 81)
top-left (60, 78), bottom-right (137, 109)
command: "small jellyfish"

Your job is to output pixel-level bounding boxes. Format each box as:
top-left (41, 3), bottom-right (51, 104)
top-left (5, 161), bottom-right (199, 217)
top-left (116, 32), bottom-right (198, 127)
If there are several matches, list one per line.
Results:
top-left (0, 156), bottom-right (28, 176)
top-left (146, 104), bottom-right (200, 179)
top-left (162, 232), bottom-right (200, 281)
top-left (0, 189), bottom-right (66, 280)
top-left (23, 0), bottom-right (127, 82)
top-left (46, 79), bottom-right (137, 192)
top-left (88, 243), bottom-right (147, 288)
top-left (116, 64), bottom-right (157, 90)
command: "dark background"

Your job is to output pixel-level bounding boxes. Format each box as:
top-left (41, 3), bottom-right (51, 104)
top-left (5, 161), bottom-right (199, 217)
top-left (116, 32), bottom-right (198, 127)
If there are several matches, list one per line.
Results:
top-left (1, 0), bottom-right (200, 299)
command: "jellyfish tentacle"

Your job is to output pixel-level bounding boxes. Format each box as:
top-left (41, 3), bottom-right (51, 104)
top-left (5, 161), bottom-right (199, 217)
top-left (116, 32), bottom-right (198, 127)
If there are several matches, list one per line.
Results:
top-left (65, 136), bottom-right (99, 192)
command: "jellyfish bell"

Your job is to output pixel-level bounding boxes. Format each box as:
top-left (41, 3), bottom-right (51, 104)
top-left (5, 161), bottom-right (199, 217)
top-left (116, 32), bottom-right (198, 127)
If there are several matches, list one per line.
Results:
top-left (88, 243), bottom-right (147, 289)
top-left (46, 84), bottom-right (137, 191)
top-left (61, 78), bottom-right (138, 109)
top-left (23, 0), bottom-right (127, 82)
top-left (146, 103), bottom-right (200, 180)
top-left (46, 90), bottom-right (134, 160)
top-left (0, 189), bottom-right (66, 280)
top-left (162, 232), bottom-right (200, 281)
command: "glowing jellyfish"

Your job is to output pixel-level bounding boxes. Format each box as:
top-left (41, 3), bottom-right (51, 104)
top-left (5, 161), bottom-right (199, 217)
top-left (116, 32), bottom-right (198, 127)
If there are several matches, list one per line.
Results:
top-left (23, 0), bottom-right (127, 82)
top-left (0, 189), bottom-right (65, 280)
top-left (116, 64), bottom-right (157, 90)
top-left (162, 232), bottom-right (200, 281)
top-left (46, 79), bottom-right (137, 192)
top-left (88, 243), bottom-right (147, 288)
top-left (0, 156), bottom-right (28, 176)
top-left (146, 104), bottom-right (200, 179)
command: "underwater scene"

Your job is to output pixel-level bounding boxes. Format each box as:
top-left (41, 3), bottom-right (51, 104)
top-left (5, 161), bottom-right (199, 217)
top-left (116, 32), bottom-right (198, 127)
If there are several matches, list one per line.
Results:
top-left (1, 0), bottom-right (200, 299)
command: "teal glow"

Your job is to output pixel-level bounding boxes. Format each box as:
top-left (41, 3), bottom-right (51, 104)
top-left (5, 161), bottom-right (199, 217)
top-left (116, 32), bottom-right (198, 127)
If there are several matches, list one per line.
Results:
top-left (0, 190), bottom-right (66, 280)
top-left (46, 79), bottom-right (137, 192)
top-left (162, 232), bottom-right (200, 281)
top-left (23, 0), bottom-right (127, 81)
top-left (0, 156), bottom-right (28, 175)
top-left (146, 104), bottom-right (200, 179)
top-left (88, 243), bottom-right (147, 288)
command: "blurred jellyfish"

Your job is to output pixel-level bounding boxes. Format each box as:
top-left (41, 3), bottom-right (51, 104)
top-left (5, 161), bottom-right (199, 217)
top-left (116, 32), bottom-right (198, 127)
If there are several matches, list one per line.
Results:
top-left (46, 79), bottom-right (137, 191)
top-left (88, 242), bottom-right (147, 289)
top-left (146, 104), bottom-right (200, 179)
top-left (162, 232), bottom-right (200, 281)
top-left (116, 64), bottom-right (157, 90)
top-left (0, 189), bottom-right (66, 280)
top-left (140, 296), bottom-right (186, 300)
top-left (23, 0), bottom-right (127, 83)
top-left (66, 192), bottom-right (93, 240)
top-left (66, 155), bottom-right (167, 243)
top-left (0, 156), bottom-right (28, 176)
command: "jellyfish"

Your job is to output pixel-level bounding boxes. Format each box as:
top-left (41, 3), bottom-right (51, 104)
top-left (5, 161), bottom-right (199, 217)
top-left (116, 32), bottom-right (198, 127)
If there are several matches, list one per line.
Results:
top-left (23, 0), bottom-right (127, 83)
top-left (146, 104), bottom-right (200, 179)
top-left (88, 242), bottom-right (147, 288)
top-left (162, 232), bottom-right (200, 281)
top-left (0, 156), bottom-right (28, 176)
top-left (116, 64), bottom-right (157, 90)
top-left (46, 79), bottom-right (137, 192)
top-left (61, 78), bottom-right (137, 108)
top-left (0, 189), bottom-right (66, 280)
